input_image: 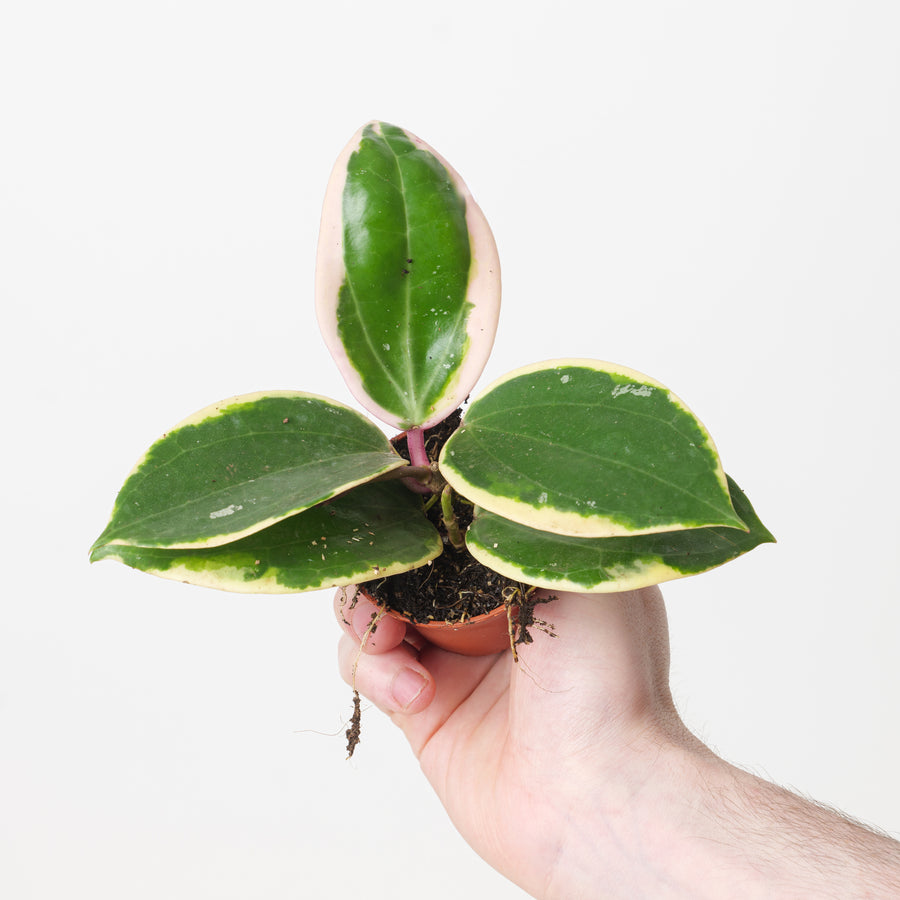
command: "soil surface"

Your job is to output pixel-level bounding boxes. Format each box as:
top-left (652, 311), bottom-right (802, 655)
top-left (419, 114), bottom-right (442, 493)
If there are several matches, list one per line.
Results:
top-left (346, 413), bottom-right (555, 756)
top-left (365, 410), bottom-right (527, 624)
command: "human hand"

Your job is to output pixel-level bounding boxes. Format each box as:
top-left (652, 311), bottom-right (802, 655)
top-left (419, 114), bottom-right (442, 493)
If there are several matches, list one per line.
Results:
top-left (335, 586), bottom-right (690, 897)
top-left (337, 585), bottom-right (900, 899)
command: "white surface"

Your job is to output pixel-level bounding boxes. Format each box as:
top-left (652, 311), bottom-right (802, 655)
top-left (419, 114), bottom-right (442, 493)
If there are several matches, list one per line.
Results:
top-left (2, 2), bottom-right (898, 898)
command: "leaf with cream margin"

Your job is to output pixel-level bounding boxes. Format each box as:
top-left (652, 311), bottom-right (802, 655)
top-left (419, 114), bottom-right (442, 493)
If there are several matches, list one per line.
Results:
top-left (465, 475), bottom-right (774, 592)
top-left (440, 359), bottom-right (745, 537)
top-left (315, 121), bottom-right (501, 430)
top-left (90, 480), bottom-right (442, 593)
top-left (90, 392), bottom-right (407, 552)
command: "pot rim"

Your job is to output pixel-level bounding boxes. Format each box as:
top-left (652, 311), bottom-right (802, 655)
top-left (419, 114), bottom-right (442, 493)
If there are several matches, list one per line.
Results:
top-left (354, 583), bottom-right (515, 656)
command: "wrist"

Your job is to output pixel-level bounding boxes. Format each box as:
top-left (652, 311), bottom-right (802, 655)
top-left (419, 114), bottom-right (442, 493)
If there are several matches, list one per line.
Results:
top-left (535, 726), bottom-right (708, 899)
top-left (548, 732), bottom-right (900, 900)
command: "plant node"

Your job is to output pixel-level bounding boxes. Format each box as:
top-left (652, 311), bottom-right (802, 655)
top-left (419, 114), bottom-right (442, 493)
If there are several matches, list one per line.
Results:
top-left (441, 485), bottom-right (466, 550)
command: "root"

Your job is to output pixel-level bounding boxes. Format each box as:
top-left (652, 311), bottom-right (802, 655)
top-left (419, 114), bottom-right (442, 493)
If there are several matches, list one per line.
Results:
top-left (346, 691), bottom-right (362, 756)
top-left (337, 585), bottom-right (361, 627)
top-left (345, 606), bottom-right (387, 759)
top-left (504, 584), bottom-right (557, 662)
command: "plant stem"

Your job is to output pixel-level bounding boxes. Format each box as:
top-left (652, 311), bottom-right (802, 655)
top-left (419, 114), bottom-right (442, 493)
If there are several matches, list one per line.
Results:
top-left (401, 427), bottom-right (434, 494)
top-left (373, 464), bottom-right (438, 495)
top-left (406, 427), bottom-right (429, 468)
top-left (441, 485), bottom-right (466, 550)
top-left (374, 465), bottom-right (434, 484)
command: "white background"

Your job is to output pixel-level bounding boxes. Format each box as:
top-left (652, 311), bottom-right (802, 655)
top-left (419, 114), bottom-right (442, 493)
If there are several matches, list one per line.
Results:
top-left (2, 2), bottom-right (898, 897)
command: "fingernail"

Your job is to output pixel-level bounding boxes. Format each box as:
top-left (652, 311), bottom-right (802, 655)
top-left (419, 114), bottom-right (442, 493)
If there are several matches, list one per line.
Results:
top-left (391, 668), bottom-right (428, 710)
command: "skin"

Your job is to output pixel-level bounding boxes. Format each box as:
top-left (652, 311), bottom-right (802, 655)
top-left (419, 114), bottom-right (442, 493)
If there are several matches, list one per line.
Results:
top-left (335, 587), bottom-right (900, 899)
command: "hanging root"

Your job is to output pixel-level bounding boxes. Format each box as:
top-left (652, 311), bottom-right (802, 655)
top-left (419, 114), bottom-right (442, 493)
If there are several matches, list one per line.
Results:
top-left (505, 587), bottom-right (520, 663)
top-left (338, 585), bottom-right (366, 628)
top-left (345, 605), bottom-right (387, 758)
top-left (504, 584), bottom-right (557, 662)
top-left (346, 690), bottom-right (362, 757)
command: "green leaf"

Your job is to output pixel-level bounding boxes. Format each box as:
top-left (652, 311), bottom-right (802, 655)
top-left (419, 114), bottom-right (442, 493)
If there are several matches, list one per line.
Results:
top-left (465, 475), bottom-right (774, 592)
top-left (91, 392), bottom-right (407, 552)
top-left (316, 121), bottom-right (501, 430)
top-left (440, 359), bottom-right (745, 537)
top-left (90, 480), bottom-right (442, 593)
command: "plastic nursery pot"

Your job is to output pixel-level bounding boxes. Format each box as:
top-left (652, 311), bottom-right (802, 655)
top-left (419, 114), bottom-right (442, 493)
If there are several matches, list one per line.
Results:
top-left (355, 584), bottom-right (514, 656)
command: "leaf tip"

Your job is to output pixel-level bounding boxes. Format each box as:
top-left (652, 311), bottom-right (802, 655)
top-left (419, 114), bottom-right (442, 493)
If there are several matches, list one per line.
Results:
top-left (88, 540), bottom-right (107, 564)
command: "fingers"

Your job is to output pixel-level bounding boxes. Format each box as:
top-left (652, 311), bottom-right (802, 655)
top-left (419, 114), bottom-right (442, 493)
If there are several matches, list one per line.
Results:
top-left (334, 587), bottom-right (436, 716)
top-left (337, 630), bottom-right (436, 716)
top-left (333, 586), bottom-right (409, 654)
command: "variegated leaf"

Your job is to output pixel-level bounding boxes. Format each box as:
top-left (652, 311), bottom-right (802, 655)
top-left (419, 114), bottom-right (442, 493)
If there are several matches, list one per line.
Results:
top-left (465, 475), bottom-right (773, 592)
top-left (440, 359), bottom-right (744, 537)
top-left (91, 392), bottom-right (406, 552)
top-left (91, 480), bottom-right (442, 593)
top-left (316, 121), bottom-right (501, 429)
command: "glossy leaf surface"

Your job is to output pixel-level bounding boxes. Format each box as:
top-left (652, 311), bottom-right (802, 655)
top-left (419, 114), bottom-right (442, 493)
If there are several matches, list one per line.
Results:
top-left (91, 481), bottom-right (442, 593)
top-left (316, 121), bottom-right (501, 430)
top-left (91, 392), bottom-right (406, 551)
top-left (440, 360), bottom-right (744, 537)
top-left (466, 476), bottom-right (773, 592)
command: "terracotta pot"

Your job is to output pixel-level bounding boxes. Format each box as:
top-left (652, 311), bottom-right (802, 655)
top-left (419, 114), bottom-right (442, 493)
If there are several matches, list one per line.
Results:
top-left (356, 584), bottom-right (513, 656)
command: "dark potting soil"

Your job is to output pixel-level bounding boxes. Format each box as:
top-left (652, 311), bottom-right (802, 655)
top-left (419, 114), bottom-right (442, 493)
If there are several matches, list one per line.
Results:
top-left (346, 412), bottom-right (556, 756)
top-left (364, 409), bottom-right (528, 625)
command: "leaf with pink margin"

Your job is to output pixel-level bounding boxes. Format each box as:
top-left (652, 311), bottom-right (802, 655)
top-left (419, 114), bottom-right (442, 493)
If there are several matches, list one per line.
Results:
top-left (316, 121), bottom-right (501, 430)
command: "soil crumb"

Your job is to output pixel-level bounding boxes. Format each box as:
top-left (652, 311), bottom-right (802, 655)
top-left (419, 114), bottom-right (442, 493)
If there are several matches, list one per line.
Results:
top-left (346, 689), bottom-right (362, 758)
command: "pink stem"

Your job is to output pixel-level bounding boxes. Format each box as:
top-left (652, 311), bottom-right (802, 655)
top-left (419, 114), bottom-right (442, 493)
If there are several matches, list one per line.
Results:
top-left (406, 427), bottom-right (429, 468)
top-left (402, 427), bottom-right (433, 494)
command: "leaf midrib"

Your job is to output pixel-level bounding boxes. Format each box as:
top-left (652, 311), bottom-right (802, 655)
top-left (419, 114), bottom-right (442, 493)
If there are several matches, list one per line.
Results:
top-left (107, 451), bottom-right (404, 539)
top-left (130, 426), bottom-right (392, 483)
top-left (453, 425), bottom-right (730, 522)
top-left (380, 133), bottom-right (417, 413)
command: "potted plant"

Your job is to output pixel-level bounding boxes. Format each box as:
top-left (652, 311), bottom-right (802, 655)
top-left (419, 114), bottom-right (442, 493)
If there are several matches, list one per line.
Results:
top-left (91, 121), bottom-right (773, 667)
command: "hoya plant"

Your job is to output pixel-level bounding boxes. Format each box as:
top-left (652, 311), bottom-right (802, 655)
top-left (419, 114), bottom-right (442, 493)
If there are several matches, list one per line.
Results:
top-left (91, 122), bottom-right (772, 620)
